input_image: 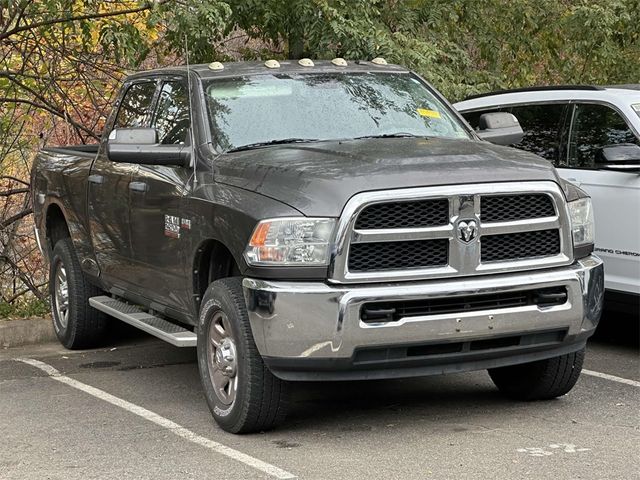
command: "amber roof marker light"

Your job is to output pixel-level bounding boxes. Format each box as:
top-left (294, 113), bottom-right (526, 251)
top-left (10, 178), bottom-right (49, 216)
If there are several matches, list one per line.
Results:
top-left (264, 59), bottom-right (281, 69)
top-left (208, 61), bottom-right (224, 71)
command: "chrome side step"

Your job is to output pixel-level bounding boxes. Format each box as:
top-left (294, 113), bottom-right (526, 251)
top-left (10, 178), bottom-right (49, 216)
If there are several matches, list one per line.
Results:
top-left (89, 295), bottom-right (196, 347)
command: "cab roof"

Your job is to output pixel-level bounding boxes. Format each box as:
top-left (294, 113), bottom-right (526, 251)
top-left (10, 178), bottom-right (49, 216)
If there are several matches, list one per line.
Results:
top-left (125, 60), bottom-right (409, 82)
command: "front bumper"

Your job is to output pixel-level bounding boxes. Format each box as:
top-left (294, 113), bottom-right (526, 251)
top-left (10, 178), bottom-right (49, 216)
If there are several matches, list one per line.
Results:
top-left (243, 256), bottom-right (604, 381)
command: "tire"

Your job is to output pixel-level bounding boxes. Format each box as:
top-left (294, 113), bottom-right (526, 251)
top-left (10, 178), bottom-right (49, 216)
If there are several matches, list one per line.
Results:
top-left (197, 277), bottom-right (289, 434)
top-left (488, 348), bottom-right (585, 401)
top-left (49, 238), bottom-right (108, 349)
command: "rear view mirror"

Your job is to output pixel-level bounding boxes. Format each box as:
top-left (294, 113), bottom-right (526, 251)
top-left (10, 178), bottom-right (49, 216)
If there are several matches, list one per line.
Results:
top-left (476, 112), bottom-right (524, 146)
top-left (595, 144), bottom-right (640, 172)
top-left (107, 128), bottom-right (190, 167)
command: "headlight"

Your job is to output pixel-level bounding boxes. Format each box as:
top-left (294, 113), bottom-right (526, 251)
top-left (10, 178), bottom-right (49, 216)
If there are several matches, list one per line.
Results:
top-left (244, 218), bottom-right (336, 266)
top-left (568, 197), bottom-right (594, 247)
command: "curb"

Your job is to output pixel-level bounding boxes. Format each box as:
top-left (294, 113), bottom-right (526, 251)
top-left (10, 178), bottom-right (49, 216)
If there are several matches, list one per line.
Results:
top-left (0, 318), bottom-right (56, 348)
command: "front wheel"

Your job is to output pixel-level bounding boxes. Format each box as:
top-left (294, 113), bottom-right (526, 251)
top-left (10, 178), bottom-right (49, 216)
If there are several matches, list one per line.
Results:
top-left (488, 348), bottom-right (585, 401)
top-left (49, 238), bottom-right (107, 349)
top-left (197, 277), bottom-right (289, 433)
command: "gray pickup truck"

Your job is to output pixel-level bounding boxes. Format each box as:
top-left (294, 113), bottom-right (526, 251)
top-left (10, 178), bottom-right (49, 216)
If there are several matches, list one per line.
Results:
top-left (32, 59), bottom-right (604, 433)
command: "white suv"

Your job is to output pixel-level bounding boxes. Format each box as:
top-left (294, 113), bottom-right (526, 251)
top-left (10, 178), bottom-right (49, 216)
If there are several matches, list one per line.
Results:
top-left (455, 86), bottom-right (640, 315)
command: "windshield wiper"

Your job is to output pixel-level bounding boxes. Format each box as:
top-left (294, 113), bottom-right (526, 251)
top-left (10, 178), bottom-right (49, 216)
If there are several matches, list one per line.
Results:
top-left (227, 138), bottom-right (320, 153)
top-left (352, 132), bottom-right (424, 140)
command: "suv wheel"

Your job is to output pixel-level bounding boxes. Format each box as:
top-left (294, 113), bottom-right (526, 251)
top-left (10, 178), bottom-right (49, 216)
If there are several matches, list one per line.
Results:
top-left (197, 277), bottom-right (289, 433)
top-left (488, 348), bottom-right (585, 400)
top-left (50, 238), bottom-right (107, 349)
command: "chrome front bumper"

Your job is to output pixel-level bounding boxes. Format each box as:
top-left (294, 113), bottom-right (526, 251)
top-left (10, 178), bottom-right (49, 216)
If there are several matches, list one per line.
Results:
top-left (243, 256), bottom-right (604, 379)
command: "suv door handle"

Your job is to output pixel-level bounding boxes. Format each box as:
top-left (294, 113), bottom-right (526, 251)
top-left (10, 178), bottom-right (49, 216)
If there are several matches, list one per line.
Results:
top-left (88, 174), bottom-right (104, 185)
top-left (128, 181), bottom-right (148, 193)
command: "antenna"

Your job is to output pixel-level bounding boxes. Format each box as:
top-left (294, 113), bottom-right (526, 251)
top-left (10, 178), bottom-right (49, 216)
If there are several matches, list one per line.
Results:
top-left (184, 33), bottom-right (197, 185)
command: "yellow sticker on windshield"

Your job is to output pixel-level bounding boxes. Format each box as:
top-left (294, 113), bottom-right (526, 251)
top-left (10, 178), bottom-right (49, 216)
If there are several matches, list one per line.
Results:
top-left (417, 108), bottom-right (441, 119)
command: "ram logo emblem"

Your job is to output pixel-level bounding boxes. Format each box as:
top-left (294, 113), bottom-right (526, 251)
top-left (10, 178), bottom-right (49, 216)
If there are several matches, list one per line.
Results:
top-left (457, 219), bottom-right (478, 243)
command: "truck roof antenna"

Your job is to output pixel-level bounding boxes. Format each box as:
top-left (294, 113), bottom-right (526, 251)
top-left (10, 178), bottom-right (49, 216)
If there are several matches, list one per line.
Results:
top-left (184, 33), bottom-right (197, 185)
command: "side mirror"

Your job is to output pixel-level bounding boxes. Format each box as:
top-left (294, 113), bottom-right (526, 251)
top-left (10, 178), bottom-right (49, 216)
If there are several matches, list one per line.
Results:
top-left (476, 112), bottom-right (524, 146)
top-left (595, 144), bottom-right (640, 172)
top-left (107, 128), bottom-right (190, 167)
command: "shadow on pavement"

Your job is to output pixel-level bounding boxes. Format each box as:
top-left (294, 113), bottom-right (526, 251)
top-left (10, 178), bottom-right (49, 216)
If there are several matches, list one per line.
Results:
top-left (102, 319), bottom-right (156, 347)
top-left (591, 307), bottom-right (639, 349)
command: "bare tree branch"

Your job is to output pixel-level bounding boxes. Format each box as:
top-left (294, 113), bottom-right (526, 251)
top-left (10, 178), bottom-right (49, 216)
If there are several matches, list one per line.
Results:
top-left (0, 208), bottom-right (32, 229)
top-left (0, 97), bottom-right (98, 138)
top-left (0, 176), bottom-right (30, 186)
top-left (3, 282), bottom-right (48, 303)
top-left (0, 254), bottom-right (45, 301)
top-left (0, 188), bottom-right (29, 196)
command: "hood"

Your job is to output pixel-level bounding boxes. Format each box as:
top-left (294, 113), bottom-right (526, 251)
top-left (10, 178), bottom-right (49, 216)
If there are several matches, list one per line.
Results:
top-left (213, 137), bottom-right (562, 217)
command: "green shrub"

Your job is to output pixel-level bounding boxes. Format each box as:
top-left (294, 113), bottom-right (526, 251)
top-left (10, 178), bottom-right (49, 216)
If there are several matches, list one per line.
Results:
top-left (0, 298), bottom-right (50, 320)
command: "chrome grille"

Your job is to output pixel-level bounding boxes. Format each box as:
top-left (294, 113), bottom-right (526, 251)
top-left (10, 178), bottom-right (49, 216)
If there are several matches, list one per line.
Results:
top-left (355, 199), bottom-right (449, 229)
top-left (481, 194), bottom-right (555, 222)
top-left (481, 229), bottom-right (561, 262)
top-left (329, 182), bottom-right (572, 284)
top-left (349, 239), bottom-right (448, 272)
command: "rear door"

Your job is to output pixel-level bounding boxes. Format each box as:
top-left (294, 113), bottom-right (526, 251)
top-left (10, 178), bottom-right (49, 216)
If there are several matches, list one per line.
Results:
top-left (88, 80), bottom-right (157, 287)
top-left (127, 78), bottom-right (193, 314)
top-left (558, 102), bottom-right (640, 296)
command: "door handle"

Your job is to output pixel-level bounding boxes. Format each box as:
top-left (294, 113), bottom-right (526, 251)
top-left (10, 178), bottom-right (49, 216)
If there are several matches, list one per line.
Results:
top-left (128, 181), bottom-right (148, 193)
top-left (88, 174), bottom-right (104, 185)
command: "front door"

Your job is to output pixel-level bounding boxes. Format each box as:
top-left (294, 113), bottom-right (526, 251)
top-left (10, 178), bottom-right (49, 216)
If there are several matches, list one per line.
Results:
top-left (558, 102), bottom-right (640, 295)
top-left (88, 80), bottom-right (157, 288)
top-left (128, 79), bottom-right (193, 313)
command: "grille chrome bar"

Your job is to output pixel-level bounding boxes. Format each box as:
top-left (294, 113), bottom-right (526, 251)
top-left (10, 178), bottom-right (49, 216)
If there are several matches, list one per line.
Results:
top-left (480, 217), bottom-right (559, 235)
top-left (328, 181), bottom-right (573, 284)
top-left (351, 224), bottom-right (453, 243)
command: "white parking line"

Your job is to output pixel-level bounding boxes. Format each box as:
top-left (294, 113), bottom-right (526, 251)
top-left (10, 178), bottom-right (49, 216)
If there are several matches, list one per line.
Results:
top-left (16, 358), bottom-right (297, 480)
top-left (583, 369), bottom-right (640, 388)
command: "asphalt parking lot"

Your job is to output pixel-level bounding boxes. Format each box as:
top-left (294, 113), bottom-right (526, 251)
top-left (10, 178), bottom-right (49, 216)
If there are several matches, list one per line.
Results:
top-left (1, 311), bottom-right (638, 480)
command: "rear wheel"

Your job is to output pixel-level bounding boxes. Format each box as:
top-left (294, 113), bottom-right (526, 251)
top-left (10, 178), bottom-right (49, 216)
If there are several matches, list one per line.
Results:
top-left (488, 348), bottom-right (585, 400)
top-left (49, 238), bottom-right (107, 349)
top-left (197, 277), bottom-right (289, 433)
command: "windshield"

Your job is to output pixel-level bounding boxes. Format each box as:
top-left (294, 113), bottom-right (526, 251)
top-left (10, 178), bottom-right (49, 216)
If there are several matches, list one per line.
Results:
top-left (204, 72), bottom-right (471, 151)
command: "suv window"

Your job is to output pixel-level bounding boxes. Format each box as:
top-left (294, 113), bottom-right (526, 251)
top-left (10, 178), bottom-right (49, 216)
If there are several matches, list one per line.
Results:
top-left (152, 81), bottom-right (190, 145)
top-left (114, 82), bottom-right (157, 128)
top-left (508, 104), bottom-right (567, 164)
top-left (462, 108), bottom-right (502, 130)
top-left (568, 103), bottom-right (640, 168)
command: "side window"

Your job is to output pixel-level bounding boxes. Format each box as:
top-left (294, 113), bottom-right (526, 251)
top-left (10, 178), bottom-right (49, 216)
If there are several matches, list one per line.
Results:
top-left (152, 81), bottom-right (190, 145)
top-left (114, 82), bottom-right (157, 128)
top-left (568, 103), bottom-right (640, 169)
top-left (507, 104), bottom-right (567, 164)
